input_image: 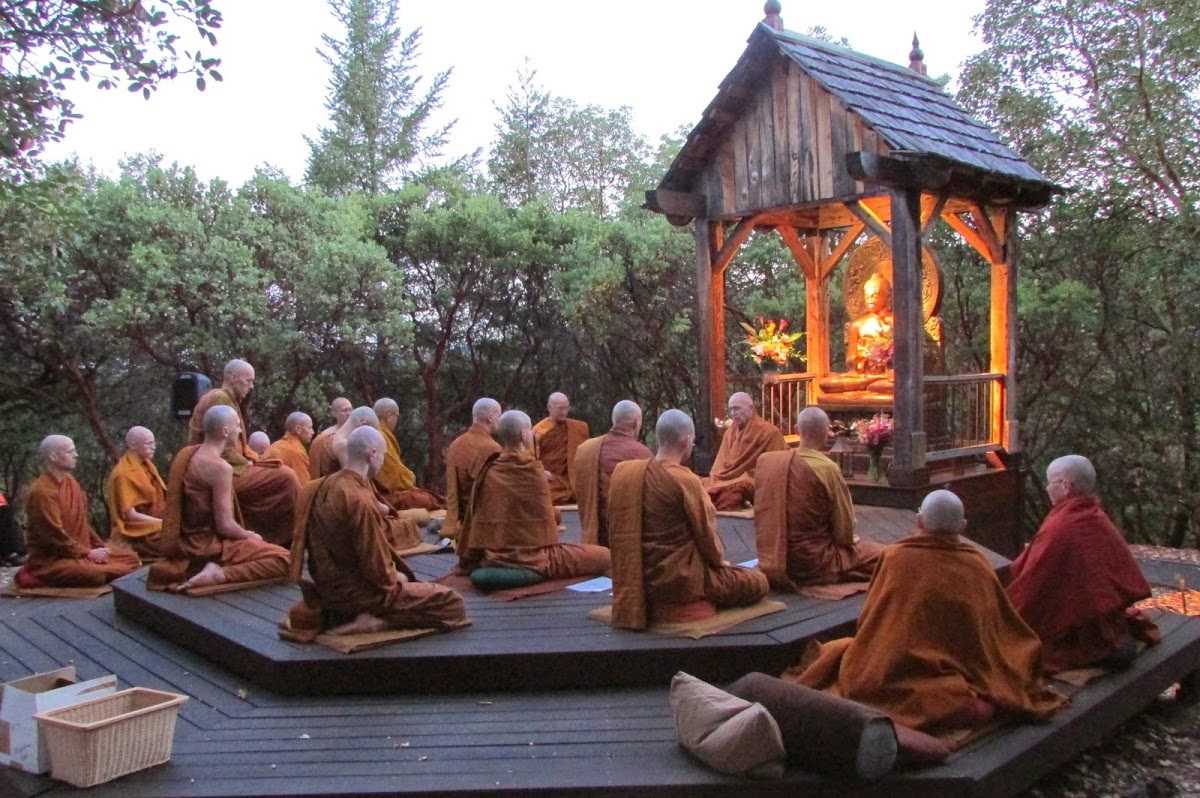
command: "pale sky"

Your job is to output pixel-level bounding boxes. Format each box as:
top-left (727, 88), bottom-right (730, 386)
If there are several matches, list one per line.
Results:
top-left (43, 0), bottom-right (987, 186)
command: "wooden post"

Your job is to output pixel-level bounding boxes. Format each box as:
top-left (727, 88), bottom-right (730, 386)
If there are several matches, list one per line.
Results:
top-left (888, 188), bottom-right (927, 484)
top-left (991, 208), bottom-right (1020, 452)
top-left (693, 219), bottom-right (726, 455)
top-left (805, 234), bottom-right (831, 403)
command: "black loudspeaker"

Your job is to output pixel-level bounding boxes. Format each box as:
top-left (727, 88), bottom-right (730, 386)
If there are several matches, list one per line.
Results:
top-left (171, 372), bottom-right (213, 420)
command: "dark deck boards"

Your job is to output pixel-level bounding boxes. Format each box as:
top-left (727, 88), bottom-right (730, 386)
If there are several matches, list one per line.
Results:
top-left (111, 509), bottom-right (986, 695)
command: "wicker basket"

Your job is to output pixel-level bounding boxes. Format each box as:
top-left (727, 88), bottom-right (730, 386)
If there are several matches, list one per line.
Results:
top-left (33, 687), bottom-right (189, 788)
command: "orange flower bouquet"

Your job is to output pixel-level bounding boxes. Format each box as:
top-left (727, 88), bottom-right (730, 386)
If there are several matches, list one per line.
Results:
top-left (740, 317), bottom-right (804, 368)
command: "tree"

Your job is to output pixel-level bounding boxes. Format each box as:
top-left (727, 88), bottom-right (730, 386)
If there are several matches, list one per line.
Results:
top-left (0, 0), bottom-right (224, 180)
top-left (305, 0), bottom-right (451, 196)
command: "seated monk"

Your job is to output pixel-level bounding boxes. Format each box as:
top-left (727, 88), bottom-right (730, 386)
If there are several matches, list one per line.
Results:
top-left (373, 397), bottom-right (445, 511)
top-left (607, 409), bottom-right (769, 629)
top-left (284, 426), bottom-right (467, 638)
top-left (188, 359), bottom-right (299, 546)
top-left (266, 412), bottom-right (315, 484)
top-left (457, 410), bottom-right (610, 580)
top-left (310, 397), bottom-right (352, 478)
top-left (754, 407), bottom-right (882, 590)
top-left (786, 491), bottom-right (1065, 738)
top-left (248, 431), bottom-right (271, 457)
top-left (148, 405), bottom-right (290, 592)
top-left (575, 400), bottom-right (652, 546)
top-left (1007, 455), bottom-right (1158, 672)
top-left (702, 392), bottom-right (786, 510)
top-left (443, 398), bottom-right (502, 540)
top-left (104, 426), bottom-right (168, 560)
top-left (532, 392), bottom-right (589, 504)
top-left (18, 435), bottom-right (140, 587)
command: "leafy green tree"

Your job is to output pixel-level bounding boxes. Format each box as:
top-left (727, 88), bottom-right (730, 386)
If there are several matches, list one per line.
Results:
top-left (305, 0), bottom-right (452, 195)
top-left (0, 0), bottom-right (223, 180)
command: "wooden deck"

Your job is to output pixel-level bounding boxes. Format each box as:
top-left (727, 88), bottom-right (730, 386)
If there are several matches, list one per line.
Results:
top-left (110, 508), bottom-right (973, 694)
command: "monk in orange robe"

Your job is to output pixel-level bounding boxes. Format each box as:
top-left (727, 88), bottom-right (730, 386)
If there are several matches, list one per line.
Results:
top-left (458, 410), bottom-right (610, 579)
top-left (1007, 455), bottom-right (1158, 672)
top-left (148, 405), bottom-right (290, 592)
top-left (443, 398), bottom-right (502, 540)
top-left (104, 426), bottom-right (168, 560)
top-left (18, 435), bottom-right (141, 587)
top-left (310, 397), bottom-right (352, 478)
top-left (266, 412), bottom-right (314, 484)
top-left (373, 397), bottom-right (444, 511)
top-left (532, 392), bottom-right (589, 505)
top-left (703, 392), bottom-right (786, 510)
top-left (283, 426), bottom-right (466, 638)
top-left (786, 490), bottom-right (1065, 740)
top-left (607, 410), bottom-right (769, 629)
top-left (575, 400), bottom-right (652, 546)
top-left (187, 359), bottom-right (299, 546)
top-left (754, 407), bottom-right (882, 591)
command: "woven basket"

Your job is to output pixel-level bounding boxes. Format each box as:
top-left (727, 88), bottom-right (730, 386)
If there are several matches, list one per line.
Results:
top-left (34, 687), bottom-right (189, 788)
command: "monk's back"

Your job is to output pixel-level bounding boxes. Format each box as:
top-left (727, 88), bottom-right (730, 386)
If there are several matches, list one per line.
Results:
top-left (307, 471), bottom-right (399, 612)
top-left (640, 461), bottom-right (708, 603)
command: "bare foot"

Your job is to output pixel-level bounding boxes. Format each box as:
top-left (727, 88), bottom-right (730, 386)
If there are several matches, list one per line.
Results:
top-left (327, 613), bottom-right (387, 636)
top-left (179, 562), bottom-right (227, 592)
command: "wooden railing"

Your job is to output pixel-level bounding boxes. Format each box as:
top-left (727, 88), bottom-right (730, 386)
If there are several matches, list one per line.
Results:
top-left (760, 372), bottom-right (814, 437)
top-left (923, 372), bottom-right (1004, 460)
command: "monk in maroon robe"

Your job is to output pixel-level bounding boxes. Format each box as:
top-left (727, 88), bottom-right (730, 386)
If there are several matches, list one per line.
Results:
top-left (532, 392), bottom-right (589, 504)
top-left (443, 398), bottom-right (502, 540)
top-left (1007, 455), bottom-right (1158, 672)
top-left (703, 392), bottom-right (786, 510)
top-left (574, 400), bottom-right (652, 546)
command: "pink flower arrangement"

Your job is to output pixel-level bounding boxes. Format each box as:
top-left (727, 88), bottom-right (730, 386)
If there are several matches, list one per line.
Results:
top-left (853, 413), bottom-right (893, 454)
top-left (861, 340), bottom-right (894, 374)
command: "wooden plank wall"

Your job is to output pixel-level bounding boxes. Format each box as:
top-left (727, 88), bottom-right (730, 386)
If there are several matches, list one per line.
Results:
top-left (701, 58), bottom-right (889, 218)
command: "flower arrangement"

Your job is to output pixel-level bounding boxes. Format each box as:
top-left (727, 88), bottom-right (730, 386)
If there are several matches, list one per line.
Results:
top-left (853, 413), bottom-right (894, 454)
top-left (740, 317), bottom-right (804, 367)
top-left (859, 340), bottom-right (894, 374)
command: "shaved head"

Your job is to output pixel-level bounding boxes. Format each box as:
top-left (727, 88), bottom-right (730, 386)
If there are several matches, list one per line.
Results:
top-left (346, 425), bottom-right (385, 466)
top-left (496, 410), bottom-right (532, 449)
top-left (372, 398), bottom-right (399, 432)
top-left (727, 392), bottom-right (756, 427)
top-left (203, 404), bottom-right (240, 440)
top-left (796, 407), bottom-right (830, 449)
top-left (919, 490), bottom-right (966, 536)
top-left (330, 397), bottom-right (352, 425)
top-left (223, 359), bottom-right (253, 380)
top-left (472, 397), bottom-right (501, 423)
top-left (547, 392), bottom-right (570, 422)
top-left (247, 431), bottom-right (270, 455)
top-left (655, 409), bottom-right (695, 450)
top-left (222, 359), bottom-right (256, 400)
top-left (611, 400), bottom-right (642, 430)
top-left (1047, 454), bottom-right (1097, 504)
top-left (125, 426), bottom-right (153, 447)
top-left (285, 412), bottom-right (312, 433)
top-left (39, 435), bottom-right (77, 472)
top-left (346, 406), bottom-right (379, 430)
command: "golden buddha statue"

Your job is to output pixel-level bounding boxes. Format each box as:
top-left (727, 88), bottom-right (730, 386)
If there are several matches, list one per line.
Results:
top-left (819, 272), bottom-right (896, 405)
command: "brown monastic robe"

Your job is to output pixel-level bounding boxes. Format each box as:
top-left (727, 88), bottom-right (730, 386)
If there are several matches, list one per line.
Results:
top-left (286, 471), bottom-right (465, 633)
top-left (703, 415), bottom-right (787, 510)
top-left (309, 427), bottom-right (340, 478)
top-left (147, 446), bottom-right (290, 591)
top-left (443, 422), bottom-right (501, 540)
top-left (459, 450), bottom-right (610, 579)
top-left (188, 387), bottom-right (299, 546)
top-left (375, 426), bottom-right (445, 511)
top-left (20, 473), bottom-right (141, 587)
top-left (754, 449), bottom-right (882, 591)
top-left (575, 430), bottom-right (652, 546)
top-left (532, 417), bottom-right (589, 504)
top-left (266, 432), bottom-right (311, 485)
top-left (608, 459), bottom-right (769, 629)
top-left (105, 450), bottom-right (167, 560)
top-left (787, 534), bottom-right (1065, 741)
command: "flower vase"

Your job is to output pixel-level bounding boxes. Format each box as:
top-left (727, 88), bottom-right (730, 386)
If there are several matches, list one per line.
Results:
top-left (867, 450), bottom-right (884, 483)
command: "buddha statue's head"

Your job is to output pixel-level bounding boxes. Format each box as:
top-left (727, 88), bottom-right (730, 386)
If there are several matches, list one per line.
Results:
top-left (863, 273), bottom-right (892, 314)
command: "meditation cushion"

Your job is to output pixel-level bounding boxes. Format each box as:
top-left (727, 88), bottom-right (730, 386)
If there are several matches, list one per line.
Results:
top-left (726, 672), bottom-right (904, 779)
top-left (469, 567), bottom-right (544, 591)
top-left (669, 672), bottom-right (786, 778)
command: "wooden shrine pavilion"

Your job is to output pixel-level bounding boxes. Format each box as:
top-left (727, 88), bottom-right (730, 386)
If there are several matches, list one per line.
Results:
top-left (646, 1), bottom-right (1061, 555)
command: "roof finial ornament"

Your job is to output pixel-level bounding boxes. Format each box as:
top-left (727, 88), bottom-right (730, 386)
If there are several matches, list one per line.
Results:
top-left (908, 32), bottom-right (927, 75)
top-left (763, 0), bottom-right (783, 31)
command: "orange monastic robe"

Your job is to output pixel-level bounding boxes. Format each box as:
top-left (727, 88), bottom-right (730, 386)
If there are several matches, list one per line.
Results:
top-left (188, 388), bottom-right (299, 546)
top-left (575, 430), bottom-right (651, 546)
top-left (147, 446), bottom-right (290, 591)
top-left (443, 422), bottom-right (501, 540)
top-left (533, 417), bottom-right (589, 504)
top-left (459, 450), bottom-right (609, 579)
top-left (754, 449), bottom-right (881, 591)
top-left (105, 451), bottom-right (167, 560)
top-left (20, 473), bottom-right (140, 587)
top-left (309, 427), bottom-right (340, 478)
top-left (375, 427), bottom-right (444, 511)
top-left (266, 433), bottom-right (311, 485)
top-left (286, 471), bottom-right (465, 634)
top-left (608, 459), bottom-right (769, 629)
top-left (703, 415), bottom-right (786, 510)
top-left (788, 535), bottom-right (1065, 739)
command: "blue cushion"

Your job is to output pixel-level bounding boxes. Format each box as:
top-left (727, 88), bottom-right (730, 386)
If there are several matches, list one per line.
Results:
top-left (469, 567), bottom-right (544, 591)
